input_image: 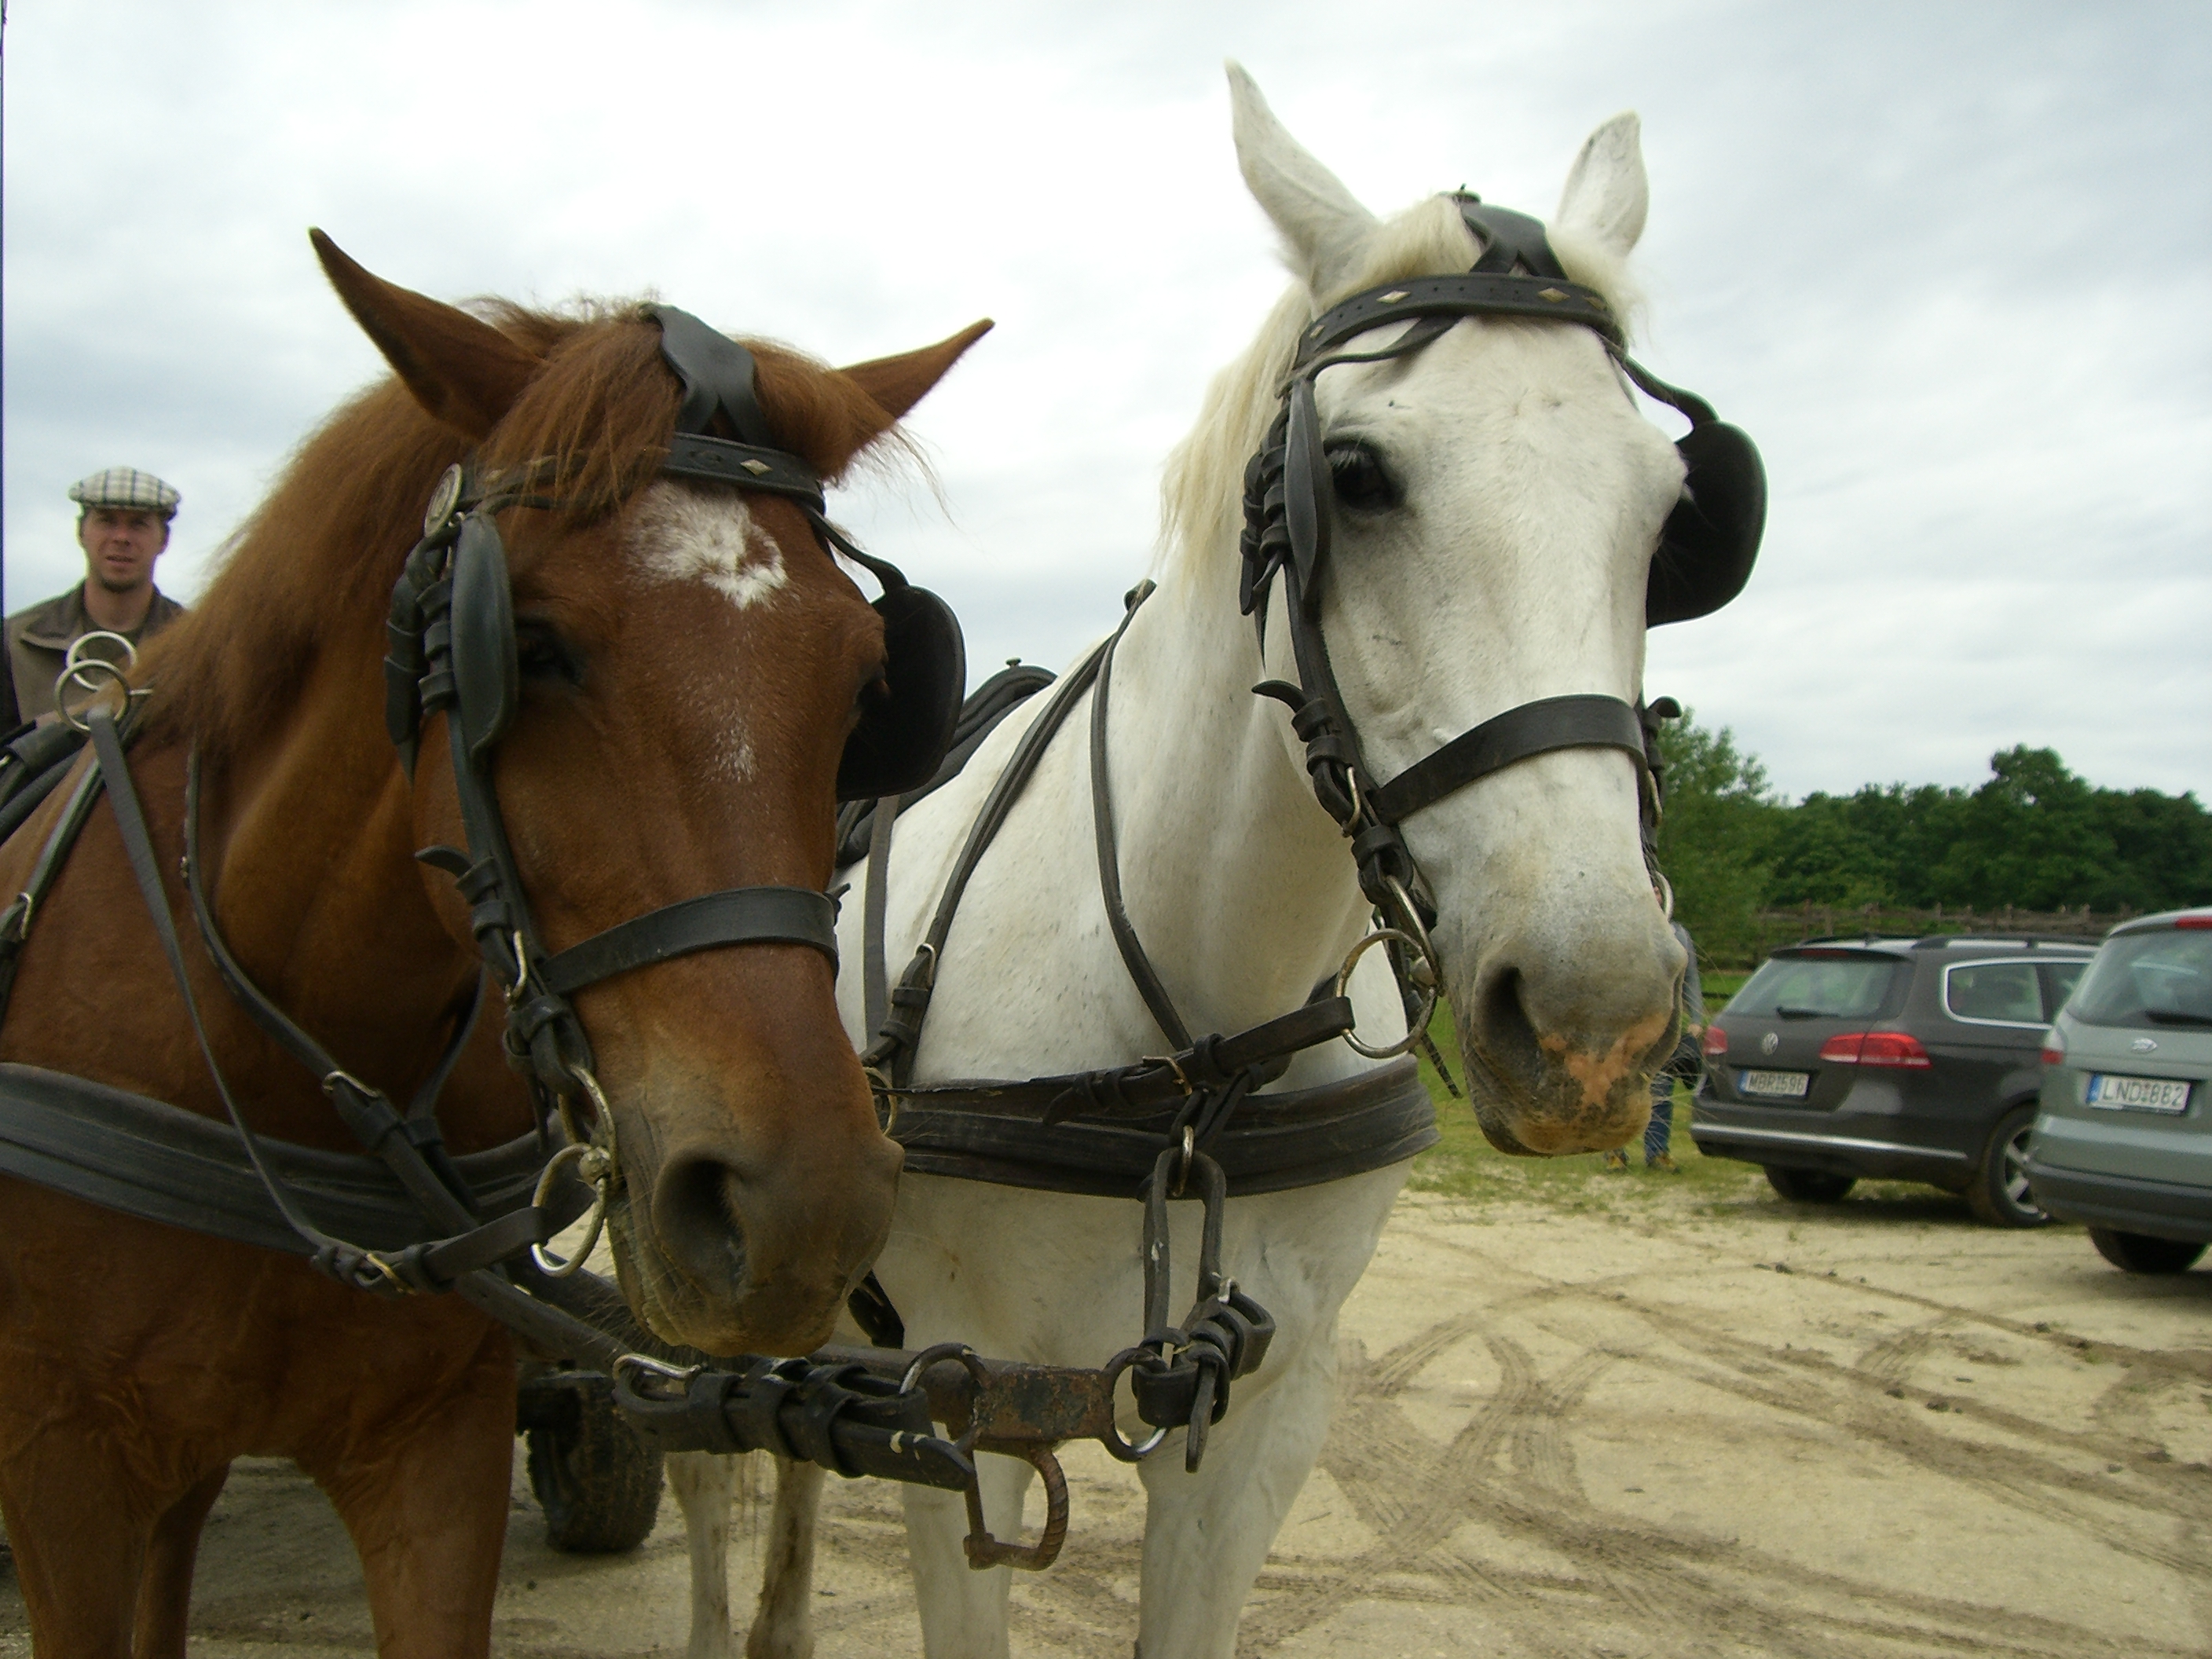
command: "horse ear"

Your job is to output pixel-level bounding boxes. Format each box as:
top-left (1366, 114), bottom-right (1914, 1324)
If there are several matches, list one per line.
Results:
top-left (1227, 60), bottom-right (1378, 300)
top-left (1555, 114), bottom-right (1648, 259)
top-left (309, 229), bottom-right (540, 440)
top-left (839, 319), bottom-right (994, 425)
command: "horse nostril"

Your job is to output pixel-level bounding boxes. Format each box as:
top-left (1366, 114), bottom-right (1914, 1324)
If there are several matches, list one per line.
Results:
top-left (1475, 962), bottom-right (1544, 1082)
top-left (651, 1154), bottom-right (751, 1297)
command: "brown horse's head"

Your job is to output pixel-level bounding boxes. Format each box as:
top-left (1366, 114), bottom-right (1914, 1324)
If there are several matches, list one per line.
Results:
top-left (160, 236), bottom-right (987, 1355)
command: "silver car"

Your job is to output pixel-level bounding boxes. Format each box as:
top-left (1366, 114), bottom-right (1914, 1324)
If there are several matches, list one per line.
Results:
top-left (2027, 906), bottom-right (2212, 1273)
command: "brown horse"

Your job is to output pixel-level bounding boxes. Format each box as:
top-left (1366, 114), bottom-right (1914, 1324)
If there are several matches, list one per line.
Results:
top-left (0, 237), bottom-right (987, 1656)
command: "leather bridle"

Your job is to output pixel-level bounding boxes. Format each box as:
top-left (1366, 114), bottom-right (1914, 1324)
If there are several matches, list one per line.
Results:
top-left (1238, 196), bottom-right (1765, 1000)
top-left (374, 305), bottom-right (963, 1254)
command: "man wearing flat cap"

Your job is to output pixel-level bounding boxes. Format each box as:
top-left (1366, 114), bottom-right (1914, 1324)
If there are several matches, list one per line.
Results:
top-left (5, 467), bottom-right (189, 726)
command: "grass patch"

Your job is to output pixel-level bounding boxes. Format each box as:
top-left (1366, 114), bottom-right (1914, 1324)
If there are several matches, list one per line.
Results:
top-left (1408, 1001), bottom-right (1767, 1211)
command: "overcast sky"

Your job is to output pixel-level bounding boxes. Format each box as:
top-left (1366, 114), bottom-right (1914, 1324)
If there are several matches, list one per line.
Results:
top-left (4, 1), bottom-right (2206, 801)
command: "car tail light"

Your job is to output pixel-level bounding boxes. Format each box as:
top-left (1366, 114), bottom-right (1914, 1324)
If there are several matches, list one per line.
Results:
top-left (2041, 1027), bottom-right (2066, 1066)
top-left (1702, 1025), bottom-right (1728, 1058)
top-left (1818, 1031), bottom-right (1932, 1068)
top-left (2176, 913), bottom-right (2212, 930)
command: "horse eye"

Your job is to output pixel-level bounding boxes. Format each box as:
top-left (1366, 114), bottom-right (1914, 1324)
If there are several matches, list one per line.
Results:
top-left (1326, 443), bottom-right (1400, 512)
top-left (515, 625), bottom-right (582, 686)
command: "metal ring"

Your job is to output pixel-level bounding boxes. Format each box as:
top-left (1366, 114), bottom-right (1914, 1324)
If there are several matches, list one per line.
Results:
top-left (1652, 869), bottom-right (1675, 922)
top-left (1096, 1346), bottom-right (1173, 1463)
top-left (54, 657), bottom-right (134, 732)
top-left (529, 1142), bottom-right (610, 1276)
top-left (63, 630), bottom-right (137, 673)
top-left (1335, 927), bottom-right (1436, 1060)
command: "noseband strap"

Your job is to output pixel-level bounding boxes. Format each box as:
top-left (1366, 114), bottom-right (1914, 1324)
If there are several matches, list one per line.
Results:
top-left (1363, 694), bottom-right (1647, 827)
top-left (538, 888), bottom-right (836, 998)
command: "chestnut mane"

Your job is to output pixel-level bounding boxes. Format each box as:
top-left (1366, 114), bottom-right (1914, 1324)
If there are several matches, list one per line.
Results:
top-left (140, 300), bottom-right (899, 769)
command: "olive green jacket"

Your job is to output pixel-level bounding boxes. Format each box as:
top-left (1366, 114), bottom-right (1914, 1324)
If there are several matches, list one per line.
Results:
top-left (5, 584), bottom-right (186, 725)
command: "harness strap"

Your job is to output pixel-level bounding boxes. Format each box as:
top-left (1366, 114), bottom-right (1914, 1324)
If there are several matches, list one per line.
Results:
top-left (0, 755), bottom-right (111, 1021)
top-left (862, 631), bottom-right (1117, 1087)
top-left (862, 793), bottom-right (898, 1042)
top-left (85, 712), bottom-right (555, 1294)
top-left (180, 758), bottom-right (485, 1231)
top-left (1086, 582), bottom-right (1192, 1052)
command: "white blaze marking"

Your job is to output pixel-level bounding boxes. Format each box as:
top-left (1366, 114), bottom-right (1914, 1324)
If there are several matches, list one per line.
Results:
top-left (629, 485), bottom-right (789, 610)
top-left (630, 484), bottom-right (788, 782)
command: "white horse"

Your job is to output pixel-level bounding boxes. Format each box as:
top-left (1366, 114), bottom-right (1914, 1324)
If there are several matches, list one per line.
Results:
top-left (677, 62), bottom-right (1711, 1659)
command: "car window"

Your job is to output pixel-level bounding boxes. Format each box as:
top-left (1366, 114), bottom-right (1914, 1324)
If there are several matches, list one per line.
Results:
top-left (1943, 962), bottom-right (2045, 1025)
top-left (2039, 960), bottom-right (2088, 1020)
top-left (1729, 955), bottom-right (1898, 1020)
top-left (2068, 932), bottom-right (2212, 1030)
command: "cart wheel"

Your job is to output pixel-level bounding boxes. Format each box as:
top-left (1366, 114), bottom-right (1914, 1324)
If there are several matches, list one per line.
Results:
top-left (523, 1379), bottom-right (664, 1554)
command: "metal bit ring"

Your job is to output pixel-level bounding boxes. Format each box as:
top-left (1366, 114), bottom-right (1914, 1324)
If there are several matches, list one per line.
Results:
top-left (1335, 928), bottom-right (1434, 1059)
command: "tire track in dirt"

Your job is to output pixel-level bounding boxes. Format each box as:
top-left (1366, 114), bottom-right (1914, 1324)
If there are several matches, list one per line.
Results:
top-left (1243, 1302), bottom-right (2206, 1659)
top-left (1554, 1297), bottom-right (2212, 1576)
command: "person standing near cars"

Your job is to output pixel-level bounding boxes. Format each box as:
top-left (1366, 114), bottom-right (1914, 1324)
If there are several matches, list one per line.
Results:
top-left (5, 467), bottom-right (189, 727)
top-left (1610, 920), bottom-right (1705, 1171)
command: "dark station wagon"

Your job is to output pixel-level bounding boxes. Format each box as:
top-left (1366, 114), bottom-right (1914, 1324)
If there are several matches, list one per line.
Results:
top-left (1690, 935), bottom-right (2095, 1225)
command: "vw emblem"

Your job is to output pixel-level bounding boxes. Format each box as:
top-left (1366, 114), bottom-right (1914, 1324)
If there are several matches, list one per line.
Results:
top-left (1760, 1031), bottom-right (1779, 1056)
top-left (2131, 1037), bottom-right (2159, 1053)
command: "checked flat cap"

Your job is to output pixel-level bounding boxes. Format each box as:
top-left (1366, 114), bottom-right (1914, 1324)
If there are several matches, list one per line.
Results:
top-left (68, 466), bottom-right (181, 518)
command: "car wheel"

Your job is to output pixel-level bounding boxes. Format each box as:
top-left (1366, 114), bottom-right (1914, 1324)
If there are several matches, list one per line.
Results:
top-left (2087, 1229), bottom-right (2208, 1275)
top-left (1763, 1165), bottom-right (1857, 1203)
top-left (1963, 1106), bottom-right (2048, 1229)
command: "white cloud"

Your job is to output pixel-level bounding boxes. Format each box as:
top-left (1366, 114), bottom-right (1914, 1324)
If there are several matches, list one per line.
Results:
top-left (5, 0), bottom-right (2205, 800)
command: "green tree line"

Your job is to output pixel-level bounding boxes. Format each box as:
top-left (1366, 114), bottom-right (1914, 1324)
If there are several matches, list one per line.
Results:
top-left (1651, 713), bottom-right (2212, 962)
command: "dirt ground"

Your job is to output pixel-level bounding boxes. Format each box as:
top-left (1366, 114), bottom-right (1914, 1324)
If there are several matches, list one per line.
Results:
top-left (4, 1137), bottom-right (2209, 1658)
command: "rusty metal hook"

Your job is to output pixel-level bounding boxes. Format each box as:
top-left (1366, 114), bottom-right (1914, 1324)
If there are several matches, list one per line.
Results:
top-left (960, 1442), bottom-right (1069, 1572)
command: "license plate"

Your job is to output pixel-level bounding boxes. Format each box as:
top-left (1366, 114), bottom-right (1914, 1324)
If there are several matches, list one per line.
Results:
top-left (2085, 1074), bottom-right (2192, 1115)
top-left (1738, 1069), bottom-right (1811, 1099)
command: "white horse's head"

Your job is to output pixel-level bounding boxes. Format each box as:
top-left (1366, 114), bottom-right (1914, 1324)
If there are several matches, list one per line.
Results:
top-left (1172, 67), bottom-right (1694, 1155)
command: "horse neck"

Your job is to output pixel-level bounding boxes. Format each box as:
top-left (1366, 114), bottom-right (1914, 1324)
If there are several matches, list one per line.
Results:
top-left (1087, 562), bottom-right (1372, 1038)
top-left (200, 646), bottom-right (503, 1144)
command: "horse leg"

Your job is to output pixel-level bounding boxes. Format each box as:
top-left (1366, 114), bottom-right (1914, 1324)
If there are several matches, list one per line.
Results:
top-left (667, 1449), bottom-right (737, 1659)
top-left (0, 1437), bottom-right (160, 1659)
top-left (308, 1361), bottom-right (516, 1659)
top-left (743, 1455), bottom-right (824, 1659)
top-left (899, 1451), bottom-right (1032, 1659)
top-left (131, 1462), bottom-right (231, 1659)
top-left (1133, 1332), bottom-right (1337, 1659)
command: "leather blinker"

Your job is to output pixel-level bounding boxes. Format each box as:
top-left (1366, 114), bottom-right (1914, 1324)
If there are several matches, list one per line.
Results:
top-left (838, 583), bottom-right (967, 802)
top-left (448, 514), bottom-right (518, 765)
top-left (1646, 418), bottom-right (1766, 627)
top-left (1283, 378), bottom-right (1331, 617)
